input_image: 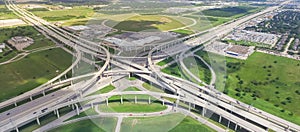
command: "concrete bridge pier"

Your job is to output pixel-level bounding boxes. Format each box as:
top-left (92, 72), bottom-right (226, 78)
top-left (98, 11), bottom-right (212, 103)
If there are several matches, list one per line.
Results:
top-left (227, 120), bottom-right (230, 128)
top-left (75, 104), bottom-right (79, 115)
top-left (14, 102), bottom-right (17, 107)
top-left (36, 116), bottom-right (40, 125)
top-left (120, 96), bottom-right (123, 104)
top-left (134, 96), bottom-right (137, 104)
top-left (218, 115), bottom-right (222, 123)
top-left (162, 99), bottom-right (165, 106)
top-left (235, 123), bottom-right (238, 131)
top-left (202, 108), bottom-right (206, 116)
top-left (148, 96), bottom-right (151, 104)
top-left (42, 90), bottom-right (45, 96)
top-left (91, 102), bottom-right (94, 109)
top-left (106, 98), bottom-right (108, 106)
top-left (56, 109), bottom-right (60, 118)
top-left (188, 102), bottom-right (191, 111)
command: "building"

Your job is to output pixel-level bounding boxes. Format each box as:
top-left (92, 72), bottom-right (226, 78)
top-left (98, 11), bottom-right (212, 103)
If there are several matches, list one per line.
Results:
top-left (0, 43), bottom-right (5, 53)
top-left (7, 36), bottom-right (34, 50)
top-left (225, 45), bottom-right (255, 59)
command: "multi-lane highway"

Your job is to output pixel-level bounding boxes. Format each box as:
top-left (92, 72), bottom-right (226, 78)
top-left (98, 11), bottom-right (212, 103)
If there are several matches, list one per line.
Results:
top-left (1, 0), bottom-right (300, 132)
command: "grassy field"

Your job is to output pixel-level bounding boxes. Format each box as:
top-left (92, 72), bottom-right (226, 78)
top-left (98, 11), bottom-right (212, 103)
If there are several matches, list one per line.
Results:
top-left (0, 26), bottom-right (55, 63)
top-left (224, 52), bottom-right (300, 125)
top-left (66, 108), bottom-right (98, 121)
top-left (201, 6), bottom-right (260, 18)
top-left (172, 29), bottom-right (194, 36)
top-left (183, 56), bottom-right (211, 84)
top-left (0, 5), bottom-right (18, 20)
top-left (0, 48), bottom-right (72, 102)
top-left (157, 57), bottom-right (174, 66)
top-left (31, 6), bottom-right (94, 22)
top-left (197, 50), bottom-right (300, 125)
top-left (121, 113), bottom-right (215, 132)
top-left (98, 86), bottom-right (167, 113)
top-left (185, 15), bottom-right (231, 31)
top-left (49, 117), bottom-right (117, 132)
top-left (112, 15), bottom-right (185, 32)
top-left (88, 84), bottom-right (115, 96)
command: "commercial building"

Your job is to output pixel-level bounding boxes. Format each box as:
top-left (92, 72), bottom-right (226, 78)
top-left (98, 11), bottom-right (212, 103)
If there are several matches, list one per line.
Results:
top-left (7, 36), bottom-right (34, 50)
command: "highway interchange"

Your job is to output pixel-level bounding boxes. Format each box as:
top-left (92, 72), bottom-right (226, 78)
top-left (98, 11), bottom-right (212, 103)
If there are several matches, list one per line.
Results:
top-left (0, 0), bottom-right (300, 132)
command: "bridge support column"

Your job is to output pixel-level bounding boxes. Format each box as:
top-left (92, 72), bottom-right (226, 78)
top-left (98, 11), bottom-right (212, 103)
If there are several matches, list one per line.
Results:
top-left (106, 98), bottom-right (109, 106)
top-left (15, 127), bottom-right (19, 132)
top-left (71, 104), bottom-right (74, 110)
top-left (148, 96), bottom-right (151, 104)
top-left (218, 115), bottom-right (222, 123)
top-left (71, 81), bottom-right (73, 86)
top-left (54, 109), bottom-right (56, 115)
top-left (175, 99), bottom-right (179, 108)
top-left (56, 109), bottom-right (60, 118)
top-left (234, 123), bottom-right (238, 131)
top-left (162, 99), bottom-right (165, 106)
top-left (227, 120), bottom-right (230, 128)
top-left (134, 96), bottom-right (137, 104)
top-left (120, 96), bottom-right (123, 104)
top-left (128, 73), bottom-right (130, 78)
top-left (202, 108), bottom-right (206, 116)
top-left (14, 102), bottom-right (17, 107)
top-left (30, 96), bottom-right (32, 101)
top-left (188, 102), bottom-right (191, 111)
top-left (65, 74), bottom-right (67, 79)
top-left (75, 104), bottom-right (79, 115)
top-left (43, 90), bottom-right (45, 96)
top-left (36, 117), bottom-right (40, 125)
top-left (91, 102), bottom-right (94, 109)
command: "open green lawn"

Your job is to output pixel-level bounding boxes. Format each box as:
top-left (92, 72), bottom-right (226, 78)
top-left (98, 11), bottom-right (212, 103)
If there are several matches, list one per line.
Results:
top-left (224, 52), bottom-right (300, 125)
top-left (172, 29), bottom-right (194, 36)
top-left (0, 48), bottom-right (72, 102)
top-left (0, 26), bottom-right (55, 62)
top-left (183, 56), bottom-right (211, 84)
top-left (201, 6), bottom-right (261, 18)
top-left (88, 84), bottom-right (115, 96)
top-left (49, 117), bottom-right (117, 132)
top-left (98, 86), bottom-right (167, 113)
top-left (31, 6), bottom-right (94, 22)
top-left (112, 15), bottom-right (185, 32)
top-left (66, 108), bottom-right (98, 121)
top-left (157, 57), bottom-right (174, 66)
top-left (197, 51), bottom-right (300, 125)
top-left (0, 5), bottom-right (18, 20)
top-left (121, 113), bottom-right (215, 132)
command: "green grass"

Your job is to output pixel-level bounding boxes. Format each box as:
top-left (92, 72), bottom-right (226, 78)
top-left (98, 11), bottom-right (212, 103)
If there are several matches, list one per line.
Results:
top-left (157, 57), bottom-right (174, 66)
top-left (98, 86), bottom-right (167, 113)
top-left (142, 83), bottom-right (164, 93)
top-left (31, 7), bottom-right (94, 22)
top-left (66, 108), bottom-right (98, 121)
top-left (0, 25), bottom-right (55, 53)
top-left (123, 86), bottom-right (141, 91)
top-left (172, 29), bottom-right (194, 36)
top-left (49, 117), bottom-right (117, 132)
top-left (121, 113), bottom-right (215, 132)
top-left (170, 116), bottom-right (216, 132)
top-left (224, 52), bottom-right (300, 125)
top-left (88, 84), bottom-right (115, 96)
top-left (127, 76), bottom-right (137, 81)
top-left (112, 15), bottom-right (185, 32)
top-left (0, 5), bottom-right (18, 20)
top-left (0, 48), bottom-right (72, 102)
top-left (201, 6), bottom-right (259, 18)
top-left (183, 56), bottom-right (211, 84)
